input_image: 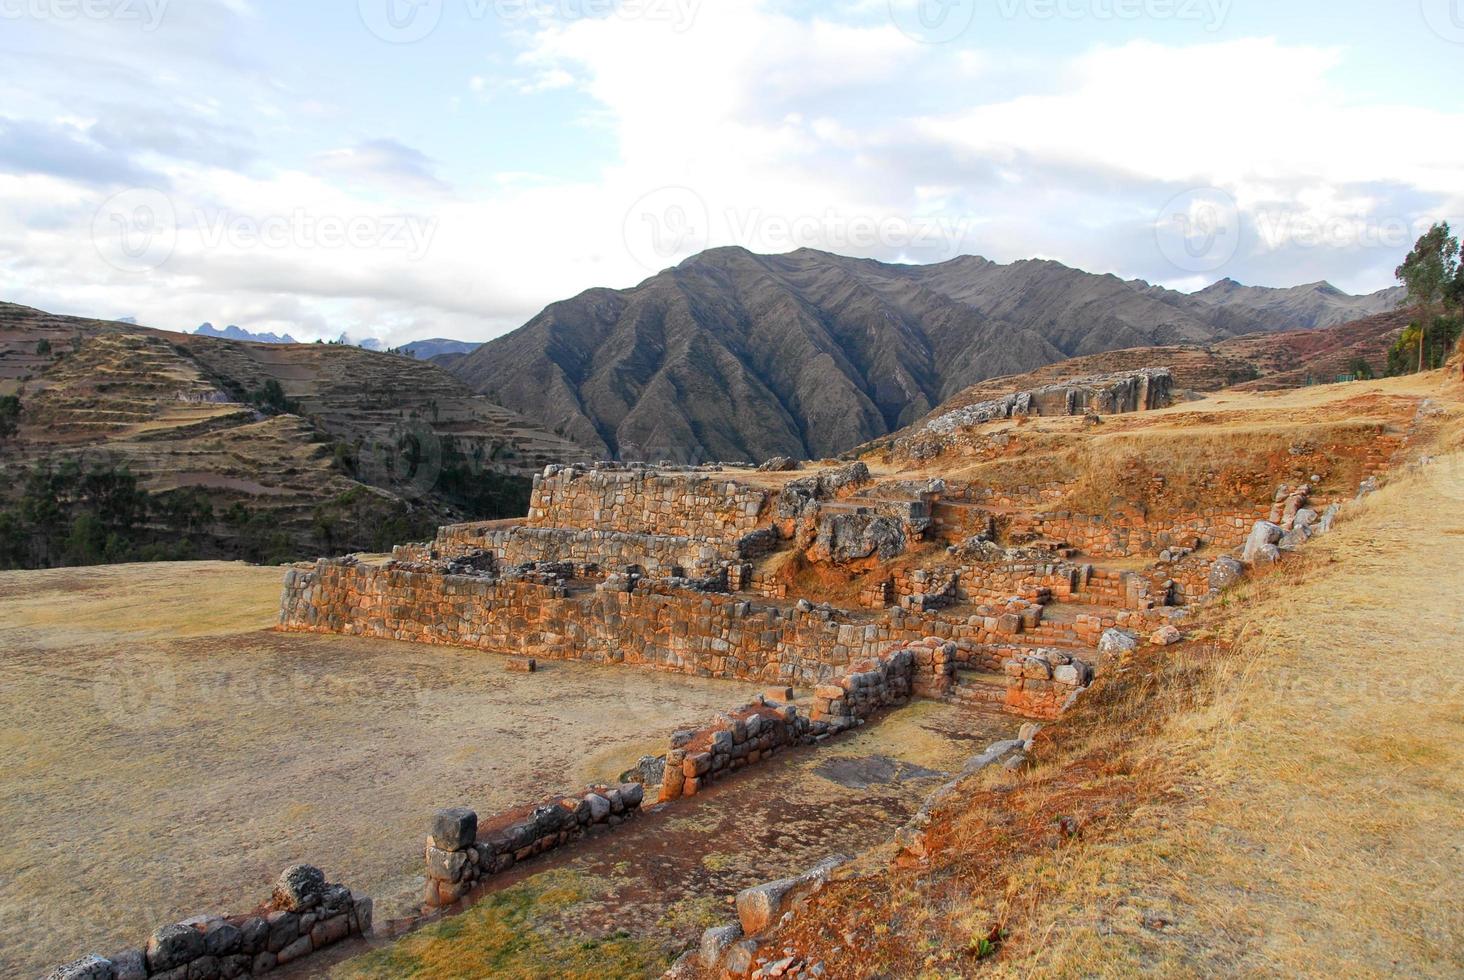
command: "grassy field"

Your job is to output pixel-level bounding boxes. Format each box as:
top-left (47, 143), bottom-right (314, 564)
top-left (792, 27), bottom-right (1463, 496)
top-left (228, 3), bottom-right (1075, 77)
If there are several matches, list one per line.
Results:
top-left (0, 562), bottom-right (748, 977)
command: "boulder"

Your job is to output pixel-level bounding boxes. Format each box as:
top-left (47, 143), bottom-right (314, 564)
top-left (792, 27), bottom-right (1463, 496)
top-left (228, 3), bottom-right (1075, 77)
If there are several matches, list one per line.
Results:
top-left (1207, 556), bottom-right (1244, 593)
top-left (109, 950), bottom-right (147, 980)
top-left (1150, 625), bottom-right (1183, 646)
top-left (147, 924), bottom-right (205, 973)
top-left (1098, 628), bottom-right (1138, 659)
top-left (430, 807), bottom-right (478, 851)
top-left (1242, 521), bottom-right (1284, 563)
top-left (700, 923), bottom-right (743, 968)
top-left (271, 864), bottom-right (325, 912)
top-left (735, 855), bottom-right (848, 935)
top-left (46, 956), bottom-right (116, 980)
top-left (757, 456), bottom-right (798, 473)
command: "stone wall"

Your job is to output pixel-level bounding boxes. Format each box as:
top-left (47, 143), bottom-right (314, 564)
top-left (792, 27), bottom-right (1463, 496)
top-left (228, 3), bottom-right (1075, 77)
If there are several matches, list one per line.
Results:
top-left (921, 368), bottom-right (1173, 436)
top-left (280, 561), bottom-right (996, 690)
top-left (45, 866), bottom-right (370, 980)
top-left (422, 785), bottom-right (646, 910)
top-left (526, 465), bottom-right (770, 543)
top-left (659, 698), bottom-right (808, 802)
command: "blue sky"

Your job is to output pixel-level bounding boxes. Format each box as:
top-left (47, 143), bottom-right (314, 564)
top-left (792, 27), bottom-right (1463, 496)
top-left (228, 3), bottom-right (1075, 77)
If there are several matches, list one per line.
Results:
top-left (1, 0), bottom-right (1461, 344)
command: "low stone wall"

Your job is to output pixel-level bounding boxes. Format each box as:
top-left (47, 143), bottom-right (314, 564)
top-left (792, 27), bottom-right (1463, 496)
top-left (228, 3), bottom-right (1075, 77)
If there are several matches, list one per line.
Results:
top-left (422, 785), bottom-right (647, 910)
top-left (45, 866), bottom-right (371, 980)
top-left (659, 699), bottom-right (807, 802)
top-left (526, 465), bottom-right (770, 543)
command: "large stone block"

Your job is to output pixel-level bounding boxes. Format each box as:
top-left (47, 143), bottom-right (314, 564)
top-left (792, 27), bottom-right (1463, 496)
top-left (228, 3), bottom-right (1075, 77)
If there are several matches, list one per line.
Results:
top-left (147, 924), bottom-right (205, 973)
top-left (430, 807), bottom-right (478, 851)
top-left (272, 865), bottom-right (325, 912)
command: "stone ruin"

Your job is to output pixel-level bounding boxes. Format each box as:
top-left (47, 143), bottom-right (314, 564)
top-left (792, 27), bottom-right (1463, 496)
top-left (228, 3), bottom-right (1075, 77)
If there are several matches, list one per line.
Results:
top-left (46, 865), bottom-right (371, 980)
top-left (921, 368), bottom-right (1174, 436)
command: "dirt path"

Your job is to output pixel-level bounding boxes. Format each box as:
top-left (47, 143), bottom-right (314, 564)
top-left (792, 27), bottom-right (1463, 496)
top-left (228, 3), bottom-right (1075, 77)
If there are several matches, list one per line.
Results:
top-left (327, 700), bottom-right (1018, 979)
top-left (0, 563), bottom-right (752, 978)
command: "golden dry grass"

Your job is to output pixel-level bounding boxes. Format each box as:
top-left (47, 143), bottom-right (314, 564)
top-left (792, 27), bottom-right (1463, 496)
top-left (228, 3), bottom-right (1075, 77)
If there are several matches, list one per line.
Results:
top-left (989, 454), bottom-right (1464, 978)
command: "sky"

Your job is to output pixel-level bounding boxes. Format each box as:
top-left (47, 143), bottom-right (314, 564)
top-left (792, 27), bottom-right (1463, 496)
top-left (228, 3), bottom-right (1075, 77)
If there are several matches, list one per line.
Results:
top-left (0, 0), bottom-right (1461, 346)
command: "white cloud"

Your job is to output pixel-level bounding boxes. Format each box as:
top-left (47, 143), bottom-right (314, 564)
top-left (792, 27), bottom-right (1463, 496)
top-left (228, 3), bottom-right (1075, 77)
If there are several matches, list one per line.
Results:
top-left (2, 3), bottom-right (1460, 347)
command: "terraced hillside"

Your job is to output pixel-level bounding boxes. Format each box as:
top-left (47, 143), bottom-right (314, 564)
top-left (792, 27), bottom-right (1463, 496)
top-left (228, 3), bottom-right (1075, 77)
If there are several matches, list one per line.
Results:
top-left (0, 302), bottom-right (590, 566)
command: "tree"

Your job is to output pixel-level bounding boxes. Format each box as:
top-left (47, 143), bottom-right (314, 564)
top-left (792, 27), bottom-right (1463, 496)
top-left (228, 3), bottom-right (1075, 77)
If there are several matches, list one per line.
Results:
top-left (1395, 223), bottom-right (1461, 372)
top-left (0, 394), bottom-right (20, 441)
top-left (35, 339), bottom-right (51, 356)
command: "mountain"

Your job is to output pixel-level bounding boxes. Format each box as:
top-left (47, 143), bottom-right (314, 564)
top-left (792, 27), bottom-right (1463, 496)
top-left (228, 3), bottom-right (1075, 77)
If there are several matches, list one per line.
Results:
top-left (448, 246), bottom-right (1400, 463)
top-left (194, 322), bottom-right (298, 344)
top-left (400, 338), bottom-right (479, 360)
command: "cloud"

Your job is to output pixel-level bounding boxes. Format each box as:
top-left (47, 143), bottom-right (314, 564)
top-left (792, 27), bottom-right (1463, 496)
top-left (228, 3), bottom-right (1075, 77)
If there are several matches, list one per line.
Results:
top-left (0, 117), bottom-right (162, 187)
top-left (1, 2), bottom-right (1460, 348)
top-left (313, 139), bottom-right (451, 194)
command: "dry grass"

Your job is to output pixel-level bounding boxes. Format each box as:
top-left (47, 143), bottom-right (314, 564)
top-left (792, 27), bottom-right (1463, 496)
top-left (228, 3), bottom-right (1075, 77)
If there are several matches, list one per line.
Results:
top-left (0, 562), bottom-right (750, 978)
top-left (992, 457), bottom-right (1464, 978)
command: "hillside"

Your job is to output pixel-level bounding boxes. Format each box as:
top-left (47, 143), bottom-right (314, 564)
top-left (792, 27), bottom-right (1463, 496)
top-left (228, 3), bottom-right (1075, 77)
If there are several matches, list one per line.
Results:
top-left (0, 302), bottom-right (589, 567)
top-left (449, 247), bottom-right (1398, 462)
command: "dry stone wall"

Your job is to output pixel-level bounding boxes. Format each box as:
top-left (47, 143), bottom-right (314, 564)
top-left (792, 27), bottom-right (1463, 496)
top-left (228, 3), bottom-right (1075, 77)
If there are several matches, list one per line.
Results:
top-left (45, 866), bottom-right (370, 980)
top-left (281, 561), bottom-right (980, 691)
top-left (526, 465), bottom-right (770, 543)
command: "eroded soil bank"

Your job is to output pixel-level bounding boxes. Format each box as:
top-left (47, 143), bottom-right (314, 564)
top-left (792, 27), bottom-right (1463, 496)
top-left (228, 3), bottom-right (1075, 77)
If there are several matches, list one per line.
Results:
top-left (0, 562), bottom-right (752, 977)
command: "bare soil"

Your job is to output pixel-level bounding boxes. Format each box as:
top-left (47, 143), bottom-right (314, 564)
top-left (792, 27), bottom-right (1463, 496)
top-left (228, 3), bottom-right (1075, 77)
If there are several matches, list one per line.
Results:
top-left (0, 562), bottom-right (750, 977)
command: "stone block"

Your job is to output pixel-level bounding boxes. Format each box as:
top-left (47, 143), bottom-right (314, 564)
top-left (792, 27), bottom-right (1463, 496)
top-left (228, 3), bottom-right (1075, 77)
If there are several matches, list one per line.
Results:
top-left (185, 955), bottom-right (219, 980)
top-left (263, 912), bottom-right (298, 954)
top-left (202, 921), bottom-right (242, 958)
top-left (109, 950), bottom-right (147, 980)
top-left (311, 913), bottom-right (351, 949)
top-left (430, 807), bottom-right (478, 851)
top-left (274, 934), bottom-right (313, 966)
top-left (251, 952), bottom-right (276, 975)
top-left (238, 918), bottom-right (268, 956)
top-left (506, 657), bottom-right (537, 673)
top-left (425, 845), bottom-right (469, 882)
top-left (147, 924), bottom-right (205, 973)
top-left (700, 923), bottom-right (743, 968)
top-left (45, 956), bottom-right (116, 980)
top-left (271, 865), bottom-right (325, 912)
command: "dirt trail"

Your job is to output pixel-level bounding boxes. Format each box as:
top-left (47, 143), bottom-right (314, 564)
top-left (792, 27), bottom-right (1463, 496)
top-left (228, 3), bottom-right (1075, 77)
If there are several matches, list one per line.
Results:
top-left (0, 563), bottom-right (750, 978)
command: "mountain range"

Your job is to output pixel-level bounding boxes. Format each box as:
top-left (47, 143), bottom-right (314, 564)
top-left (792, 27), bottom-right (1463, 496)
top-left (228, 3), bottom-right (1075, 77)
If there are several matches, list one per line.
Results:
top-left (194, 322), bottom-right (298, 344)
top-left (448, 247), bottom-right (1403, 462)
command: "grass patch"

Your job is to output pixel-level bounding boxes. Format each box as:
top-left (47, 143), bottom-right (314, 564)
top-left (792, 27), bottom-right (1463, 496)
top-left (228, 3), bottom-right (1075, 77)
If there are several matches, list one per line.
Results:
top-left (333, 870), bottom-right (669, 979)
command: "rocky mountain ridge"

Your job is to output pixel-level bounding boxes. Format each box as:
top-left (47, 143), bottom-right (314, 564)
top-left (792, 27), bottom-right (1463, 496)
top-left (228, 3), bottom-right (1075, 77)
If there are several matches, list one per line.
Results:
top-left (449, 247), bottom-right (1400, 463)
